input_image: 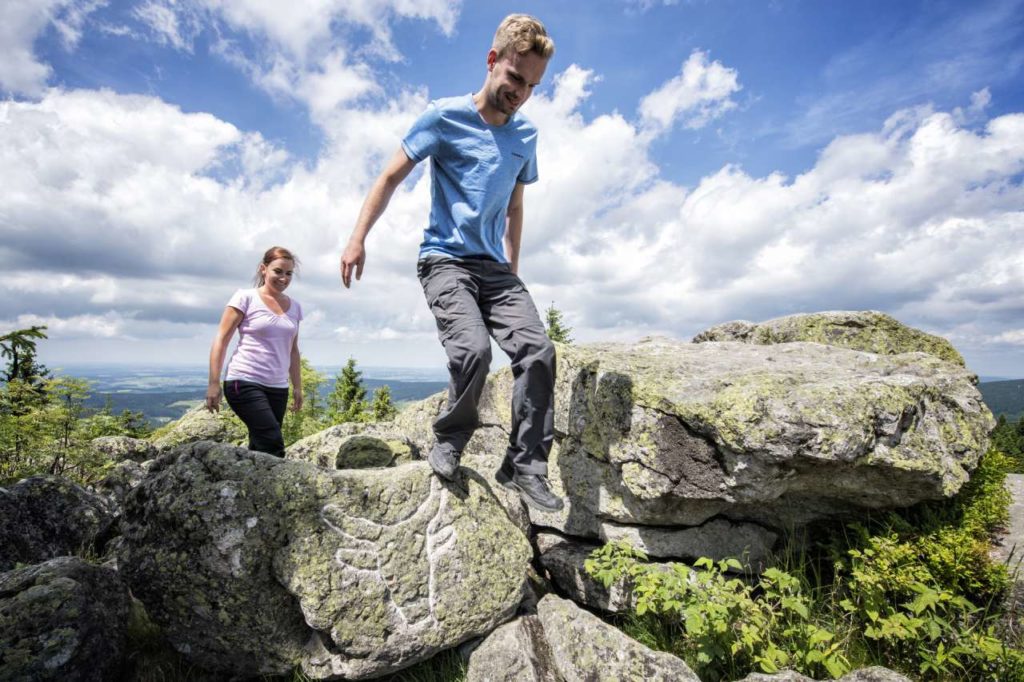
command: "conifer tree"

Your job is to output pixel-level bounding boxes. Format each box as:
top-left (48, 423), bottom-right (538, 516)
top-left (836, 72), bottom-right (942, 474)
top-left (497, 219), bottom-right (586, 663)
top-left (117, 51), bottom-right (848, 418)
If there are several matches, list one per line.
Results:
top-left (327, 357), bottom-right (368, 423)
top-left (544, 302), bottom-right (574, 344)
top-left (370, 384), bottom-right (397, 421)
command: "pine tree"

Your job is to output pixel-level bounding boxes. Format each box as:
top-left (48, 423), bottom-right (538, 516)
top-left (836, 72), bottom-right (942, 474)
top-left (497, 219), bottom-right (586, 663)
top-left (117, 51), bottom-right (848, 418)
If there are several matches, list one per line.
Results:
top-left (327, 358), bottom-right (368, 423)
top-left (370, 384), bottom-right (397, 421)
top-left (544, 302), bottom-right (574, 344)
top-left (281, 357), bottom-right (328, 446)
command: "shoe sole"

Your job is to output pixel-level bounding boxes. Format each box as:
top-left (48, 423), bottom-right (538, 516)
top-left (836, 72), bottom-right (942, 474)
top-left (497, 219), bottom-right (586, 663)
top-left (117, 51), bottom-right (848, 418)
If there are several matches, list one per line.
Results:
top-left (495, 472), bottom-right (564, 513)
top-left (427, 450), bottom-right (458, 481)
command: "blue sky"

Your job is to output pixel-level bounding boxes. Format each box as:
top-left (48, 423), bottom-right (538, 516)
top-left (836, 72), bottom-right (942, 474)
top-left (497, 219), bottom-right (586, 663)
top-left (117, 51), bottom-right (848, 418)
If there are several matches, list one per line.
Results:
top-left (2, 0), bottom-right (1023, 377)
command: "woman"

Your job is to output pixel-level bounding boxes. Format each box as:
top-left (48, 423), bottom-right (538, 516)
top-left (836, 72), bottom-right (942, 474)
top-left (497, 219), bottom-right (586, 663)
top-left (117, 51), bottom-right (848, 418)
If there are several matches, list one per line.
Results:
top-left (206, 246), bottom-right (303, 457)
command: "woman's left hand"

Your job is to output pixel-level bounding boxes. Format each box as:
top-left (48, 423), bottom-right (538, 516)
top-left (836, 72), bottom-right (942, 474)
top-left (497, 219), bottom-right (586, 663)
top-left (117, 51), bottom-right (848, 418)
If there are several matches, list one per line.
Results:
top-left (290, 391), bottom-right (303, 413)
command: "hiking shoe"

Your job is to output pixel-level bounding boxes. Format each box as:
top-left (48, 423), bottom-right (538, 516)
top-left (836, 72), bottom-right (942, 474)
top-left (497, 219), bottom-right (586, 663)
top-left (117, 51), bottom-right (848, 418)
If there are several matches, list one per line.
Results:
top-left (427, 444), bottom-right (460, 481)
top-left (496, 469), bottom-right (564, 512)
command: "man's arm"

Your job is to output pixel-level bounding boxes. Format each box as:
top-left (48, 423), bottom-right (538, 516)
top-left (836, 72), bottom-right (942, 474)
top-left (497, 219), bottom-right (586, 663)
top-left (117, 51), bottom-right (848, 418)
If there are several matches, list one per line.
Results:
top-left (504, 181), bottom-right (527, 276)
top-left (340, 147), bottom-right (418, 288)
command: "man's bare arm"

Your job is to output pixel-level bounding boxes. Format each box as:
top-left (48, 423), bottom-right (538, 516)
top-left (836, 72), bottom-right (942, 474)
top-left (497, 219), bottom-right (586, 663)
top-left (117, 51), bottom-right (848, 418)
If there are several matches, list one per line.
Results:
top-left (504, 181), bottom-right (527, 276)
top-left (340, 147), bottom-right (418, 288)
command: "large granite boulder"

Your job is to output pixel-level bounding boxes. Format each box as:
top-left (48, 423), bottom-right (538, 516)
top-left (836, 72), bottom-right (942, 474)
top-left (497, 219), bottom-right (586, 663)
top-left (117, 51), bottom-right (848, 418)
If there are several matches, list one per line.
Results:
top-left (0, 475), bottom-right (116, 571)
top-left (285, 422), bottom-right (418, 469)
top-left (149, 405), bottom-right (246, 450)
top-left (692, 310), bottom-right (965, 366)
top-left (0, 556), bottom-right (132, 681)
top-left (119, 441), bottom-right (532, 680)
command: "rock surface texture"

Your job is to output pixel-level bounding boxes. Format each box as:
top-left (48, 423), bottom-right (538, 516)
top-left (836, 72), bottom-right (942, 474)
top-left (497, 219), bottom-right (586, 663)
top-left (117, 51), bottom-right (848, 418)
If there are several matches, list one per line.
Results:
top-left (91, 435), bottom-right (157, 463)
top-left (149, 404), bottom-right (246, 450)
top-left (119, 441), bottom-right (532, 679)
top-left (285, 422), bottom-right (417, 469)
top-left (464, 615), bottom-right (559, 682)
top-left (0, 556), bottom-right (131, 682)
top-left (0, 475), bottom-right (115, 571)
top-left (536, 593), bottom-right (700, 681)
top-left (692, 310), bottom-right (965, 366)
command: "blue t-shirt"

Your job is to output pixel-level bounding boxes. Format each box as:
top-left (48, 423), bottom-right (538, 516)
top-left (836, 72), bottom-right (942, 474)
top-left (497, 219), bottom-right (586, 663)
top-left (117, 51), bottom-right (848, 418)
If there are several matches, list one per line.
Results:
top-left (402, 94), bottom-right (539, 263)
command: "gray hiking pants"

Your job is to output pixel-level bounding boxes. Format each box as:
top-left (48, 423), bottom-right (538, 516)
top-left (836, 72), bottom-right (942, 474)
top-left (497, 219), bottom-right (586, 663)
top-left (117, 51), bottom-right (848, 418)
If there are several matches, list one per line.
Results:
top-left (417, 255), bottom-right (555, 475)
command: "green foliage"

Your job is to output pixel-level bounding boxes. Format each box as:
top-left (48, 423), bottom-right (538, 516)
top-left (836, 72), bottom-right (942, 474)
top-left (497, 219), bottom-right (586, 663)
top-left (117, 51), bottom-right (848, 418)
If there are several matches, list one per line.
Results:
top-left (992, 415), bottom-right (1024, 472)
top-left (586, 543), bottom-right (849, 680)
top-left (327, 357), bottom-right (369, 424)
top-left (585, 448), bottom-right (1024, 681)
top-left (544, 302), bottom-right (573, 344)
top-left (370, 384), bottom-right (397, 421)
top-left (0, 328), bottom-right (153, 485)
top-left (281, 357), bottom-right (329, 446)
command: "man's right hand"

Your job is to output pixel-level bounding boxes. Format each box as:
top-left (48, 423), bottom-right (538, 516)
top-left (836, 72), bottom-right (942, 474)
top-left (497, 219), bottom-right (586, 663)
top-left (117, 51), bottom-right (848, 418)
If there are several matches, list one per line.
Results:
top-left (340, 240), bottom-right (365, 288)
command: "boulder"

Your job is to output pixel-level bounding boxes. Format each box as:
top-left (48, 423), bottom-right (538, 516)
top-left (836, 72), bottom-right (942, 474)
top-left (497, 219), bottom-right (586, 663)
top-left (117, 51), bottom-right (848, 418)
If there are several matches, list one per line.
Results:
top-left (0, 556), bottom-right (131, 681)
top-left (535, 532), bottom-right (637, 613)
top-left (285, 422), bottom-right (418, 469)
top-left (465, 615), bottom-right (560, 682)
top-left (692, 310), bottom-right (965, 366)
top-left (119, 441), bottom-right (532, 680)
top-left (0, 475), bottom-right (116, 571)
top-left (91, 435), bottom-right (157, 463)
top-left (149, 405), bottom-right (246, 450)
top-left (93, 459), bottom-right (152, 510)
top-left (534, 339), bottom-right (988, 533)
top-left (536, 593), bottom-right (700, 681)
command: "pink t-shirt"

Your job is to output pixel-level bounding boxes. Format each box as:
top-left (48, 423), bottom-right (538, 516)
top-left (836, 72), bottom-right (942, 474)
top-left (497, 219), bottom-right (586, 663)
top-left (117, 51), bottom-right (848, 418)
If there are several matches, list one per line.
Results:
top-left (224, 288), bottom-right (303, 388)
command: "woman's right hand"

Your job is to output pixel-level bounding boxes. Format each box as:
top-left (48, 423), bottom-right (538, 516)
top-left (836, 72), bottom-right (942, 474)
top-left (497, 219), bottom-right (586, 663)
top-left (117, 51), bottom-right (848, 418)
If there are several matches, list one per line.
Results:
top-left (205, 384), bottom-right (222, 413)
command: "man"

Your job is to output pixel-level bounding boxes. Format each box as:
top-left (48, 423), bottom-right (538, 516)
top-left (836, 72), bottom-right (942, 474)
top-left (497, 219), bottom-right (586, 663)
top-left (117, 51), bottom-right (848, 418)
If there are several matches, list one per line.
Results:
top-left (339, 14), bottom-right (563, 512)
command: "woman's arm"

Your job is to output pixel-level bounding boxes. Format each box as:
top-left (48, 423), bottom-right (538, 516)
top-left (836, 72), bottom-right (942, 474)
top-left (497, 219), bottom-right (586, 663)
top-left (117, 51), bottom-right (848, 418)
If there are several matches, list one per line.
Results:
top-left (289, 333), bottom-right (303, 413)
top-left (206, 306), bottom-right (244, 412)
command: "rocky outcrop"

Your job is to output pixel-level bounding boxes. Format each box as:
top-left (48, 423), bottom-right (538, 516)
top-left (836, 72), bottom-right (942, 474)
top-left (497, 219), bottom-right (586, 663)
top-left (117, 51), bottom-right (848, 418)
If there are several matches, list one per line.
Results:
top-left (465, 615), bottom-right (559, 682)
top-left (0, 475), bottom-right (115, 571)
top-left (692, 310), bottom-right (965, 366)
top-left (149, 405), bottom-right (246, 450)
top-left (91, 435), bottom-right (157, 463)
top-left (535, 593), bottom-right (700, 681)
top-left (285, 422), bottom-right (417, 469)
top-left (119, 441), bottom-right (532, 680)
top-left (465, 594), bottom-right (701, 682)
top-left (0, 556), bottom-right (132, 681)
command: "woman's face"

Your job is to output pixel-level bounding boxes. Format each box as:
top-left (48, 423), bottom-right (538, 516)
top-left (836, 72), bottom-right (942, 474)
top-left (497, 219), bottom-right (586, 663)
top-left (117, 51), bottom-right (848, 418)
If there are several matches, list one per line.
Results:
top-left (261, 258), bottom-right (294, 293)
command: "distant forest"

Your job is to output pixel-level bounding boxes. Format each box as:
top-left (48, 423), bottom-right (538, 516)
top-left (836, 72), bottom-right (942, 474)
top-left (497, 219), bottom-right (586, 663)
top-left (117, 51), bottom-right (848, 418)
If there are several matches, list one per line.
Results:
top-left (85, 378), bottom-right (447, 425)
top-left (979, 379), bottom-right (1024, 420)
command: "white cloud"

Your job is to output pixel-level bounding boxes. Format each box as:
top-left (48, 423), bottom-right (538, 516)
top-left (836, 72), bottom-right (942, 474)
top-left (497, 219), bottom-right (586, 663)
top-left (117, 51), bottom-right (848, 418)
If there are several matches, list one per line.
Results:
top-left (132, 0), bottom-right (193, 50)
top-left (3, 312), bottom-right (125, 339)
top-left (991, 329), bottom-right (1024, 345)
top-left (638, 50), bottom-right (741, 135)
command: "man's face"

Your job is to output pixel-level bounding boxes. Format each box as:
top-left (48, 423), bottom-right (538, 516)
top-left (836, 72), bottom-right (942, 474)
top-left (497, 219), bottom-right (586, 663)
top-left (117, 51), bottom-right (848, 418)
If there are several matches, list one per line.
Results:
top-left (486, 49), bottom-right (548, 119)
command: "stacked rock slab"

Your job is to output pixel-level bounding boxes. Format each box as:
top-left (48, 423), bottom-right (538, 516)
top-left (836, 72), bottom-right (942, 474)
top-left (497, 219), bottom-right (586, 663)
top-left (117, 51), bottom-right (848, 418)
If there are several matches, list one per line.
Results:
top-left (0, 556), bottom-right (132, 682)
top-left (118, 441), bottom-right (532, 680)
top-left (692, 310), bottom-right (965, 367)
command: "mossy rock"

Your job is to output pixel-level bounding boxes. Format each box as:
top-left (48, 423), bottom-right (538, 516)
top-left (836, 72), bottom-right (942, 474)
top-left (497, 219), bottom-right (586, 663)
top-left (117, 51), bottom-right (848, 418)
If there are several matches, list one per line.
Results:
top-left (692, 310), bottom-right (965, 366)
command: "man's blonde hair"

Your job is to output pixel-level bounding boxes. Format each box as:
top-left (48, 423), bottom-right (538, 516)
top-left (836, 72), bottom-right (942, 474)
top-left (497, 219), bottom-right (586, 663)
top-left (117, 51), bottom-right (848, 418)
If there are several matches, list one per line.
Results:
top-left (492, 14), bottom-right (554, 60)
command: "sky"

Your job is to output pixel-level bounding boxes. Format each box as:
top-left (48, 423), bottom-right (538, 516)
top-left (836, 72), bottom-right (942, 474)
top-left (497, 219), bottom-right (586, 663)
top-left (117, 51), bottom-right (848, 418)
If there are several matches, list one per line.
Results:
top-left (1, 0), bottom-right (1023, 378)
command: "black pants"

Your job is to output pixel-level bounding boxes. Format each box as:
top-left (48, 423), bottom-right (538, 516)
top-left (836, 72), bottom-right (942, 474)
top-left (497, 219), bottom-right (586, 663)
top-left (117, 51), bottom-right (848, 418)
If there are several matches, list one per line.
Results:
top-left (417, 255), bottom-right (556, 476)
top-left (223, 380), bottom-right (289, 457)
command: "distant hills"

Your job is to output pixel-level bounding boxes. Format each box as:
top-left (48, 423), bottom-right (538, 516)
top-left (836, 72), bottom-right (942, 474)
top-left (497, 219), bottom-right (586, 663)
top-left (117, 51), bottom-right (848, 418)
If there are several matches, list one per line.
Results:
top-left (979, 379), bottom-right (1024, 421)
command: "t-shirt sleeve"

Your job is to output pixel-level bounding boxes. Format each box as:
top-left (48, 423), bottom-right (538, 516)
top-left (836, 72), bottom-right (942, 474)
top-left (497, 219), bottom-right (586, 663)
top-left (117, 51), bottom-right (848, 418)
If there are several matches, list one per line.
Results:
top-left (401, 102), bottom-right (442, 162)
top-left (293, 300), bottom-right (303, 323)
top-left (226, 289), bottom-right (250, 314)
top-left (518, 152), bottom-right (539, 184)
